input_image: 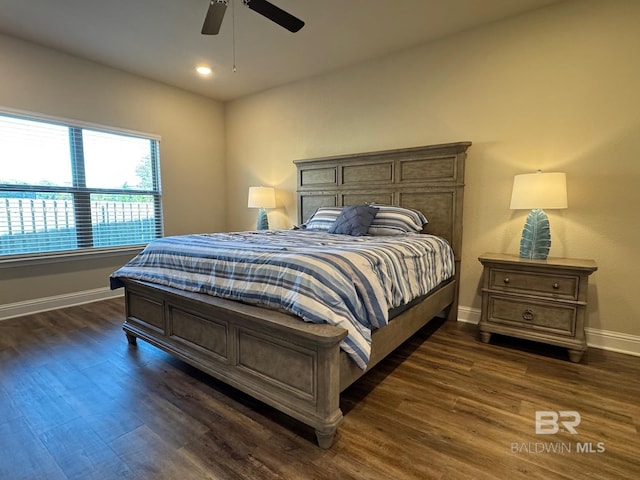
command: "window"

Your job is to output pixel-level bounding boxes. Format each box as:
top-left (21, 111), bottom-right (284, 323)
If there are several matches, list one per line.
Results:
top-left (0, 111), bottom-right (163, 258)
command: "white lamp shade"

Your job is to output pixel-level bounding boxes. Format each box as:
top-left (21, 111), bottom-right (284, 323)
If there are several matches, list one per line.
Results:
top-left (247, 186), bottom-right (276, 209)
top-left (510, 172), bottom-right (568, 210)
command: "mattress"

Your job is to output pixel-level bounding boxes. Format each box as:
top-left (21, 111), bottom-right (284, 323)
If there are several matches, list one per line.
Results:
top-left (110, 230), bottom-right (454, 368)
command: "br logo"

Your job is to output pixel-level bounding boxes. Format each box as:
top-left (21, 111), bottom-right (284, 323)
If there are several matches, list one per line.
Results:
top-left (535, 411), bottom-right (581, 435)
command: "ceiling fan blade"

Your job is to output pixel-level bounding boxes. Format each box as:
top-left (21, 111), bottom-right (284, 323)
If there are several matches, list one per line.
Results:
top-left (201, 0), bottom-right (228, 35)
top-left (244, 0), bottom-right (304, 32)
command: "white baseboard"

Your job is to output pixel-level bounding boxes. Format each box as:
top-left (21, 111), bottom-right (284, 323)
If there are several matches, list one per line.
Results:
top-left (456, 306), bottom-right (640, 357)
top-left (584, 327), bottom-right (640, 357)
top-left (2, 296), bottom-right (639, 358)
top-left (0, 287), bottom-right (123, 321)
top-left (457, 305), bottom-right (482, 325)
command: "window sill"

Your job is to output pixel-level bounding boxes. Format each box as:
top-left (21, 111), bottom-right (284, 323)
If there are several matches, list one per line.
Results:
top-left (0, 245), bottom-right (143, 268)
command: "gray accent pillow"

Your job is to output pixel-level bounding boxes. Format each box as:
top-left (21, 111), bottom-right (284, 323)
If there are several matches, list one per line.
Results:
top-left (328, 205), bottom-right (379, 236)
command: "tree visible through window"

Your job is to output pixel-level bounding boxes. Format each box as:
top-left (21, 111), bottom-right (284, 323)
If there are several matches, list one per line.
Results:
top-left (0, 112), bottom-right (163, 257)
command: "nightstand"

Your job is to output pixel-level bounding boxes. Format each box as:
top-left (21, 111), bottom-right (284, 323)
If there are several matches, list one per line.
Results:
top-left (478, 253), bottom-right (597, 362)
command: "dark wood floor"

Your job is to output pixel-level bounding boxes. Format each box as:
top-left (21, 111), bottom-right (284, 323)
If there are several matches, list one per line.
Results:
top-left (1, 299), bottom-right (638, 479)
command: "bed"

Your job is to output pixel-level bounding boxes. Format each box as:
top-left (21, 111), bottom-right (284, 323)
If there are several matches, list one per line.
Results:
top-left (111, 141), bottom-right (471, 448)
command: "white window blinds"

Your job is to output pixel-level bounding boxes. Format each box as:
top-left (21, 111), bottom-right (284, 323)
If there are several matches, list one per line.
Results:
top-left (0, 112), bottom-right (163, 257)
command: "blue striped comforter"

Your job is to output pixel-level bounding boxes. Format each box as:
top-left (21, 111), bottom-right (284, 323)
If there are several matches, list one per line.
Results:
top-left (110, 230), bottom-right (454, 369)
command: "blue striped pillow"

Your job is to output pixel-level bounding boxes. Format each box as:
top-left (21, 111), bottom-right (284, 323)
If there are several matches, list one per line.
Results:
top-left (367, 204), bottom-right (428, 235)
top-left (303, 204), bottom-right (428, 235)
top-left (303, 206), bottom-right (342, 231)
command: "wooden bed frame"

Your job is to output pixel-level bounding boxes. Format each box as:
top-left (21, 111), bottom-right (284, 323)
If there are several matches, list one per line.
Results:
top-left (120, 141), bottom-right (471, 448)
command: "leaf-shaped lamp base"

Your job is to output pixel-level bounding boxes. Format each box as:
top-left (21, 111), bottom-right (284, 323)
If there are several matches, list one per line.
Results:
top-left (519, 208), bottom-right (551, 260)
top-left (256, 208), bottom-right (270, 230)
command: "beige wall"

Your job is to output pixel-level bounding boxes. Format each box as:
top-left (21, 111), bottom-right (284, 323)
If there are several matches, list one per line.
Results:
top-left (0, 33), bottom-right (226, 304)
top-left (225, 0), bottom-right (640, 338)
top-left (2, 1), bottom-right (639, 342)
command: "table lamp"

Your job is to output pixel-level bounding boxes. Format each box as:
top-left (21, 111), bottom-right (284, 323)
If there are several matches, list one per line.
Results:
top-left (248, 186), bottom-right (276, 230)
top-left (510, 171), bottom-right (567, 260)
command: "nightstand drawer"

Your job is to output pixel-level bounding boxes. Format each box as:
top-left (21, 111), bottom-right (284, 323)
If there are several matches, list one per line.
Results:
top-left (479, 253), bottom-right (597, 362)
top-left (488, 268), bottom-right (578, 300)
top-left (487, 296), bottom-right (576, 336)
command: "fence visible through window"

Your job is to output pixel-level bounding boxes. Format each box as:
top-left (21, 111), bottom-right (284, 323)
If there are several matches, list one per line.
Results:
top-left (0, 196), bottom-right (157, 255)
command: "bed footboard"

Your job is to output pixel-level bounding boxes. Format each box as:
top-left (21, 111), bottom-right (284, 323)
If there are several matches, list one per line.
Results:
top-left (122, 279), bottom-right (348, 448)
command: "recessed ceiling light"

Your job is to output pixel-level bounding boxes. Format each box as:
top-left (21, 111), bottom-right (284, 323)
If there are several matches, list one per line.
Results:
top-left (196, 66), bottom-right (212, 75)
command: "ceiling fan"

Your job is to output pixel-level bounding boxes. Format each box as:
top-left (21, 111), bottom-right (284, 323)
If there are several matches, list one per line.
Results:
top-left (201, 0), bottom-right (305, 35)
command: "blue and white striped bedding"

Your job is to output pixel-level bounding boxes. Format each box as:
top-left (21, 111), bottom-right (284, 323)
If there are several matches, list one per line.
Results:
top-left (110, 230), bottom-right (454, 369)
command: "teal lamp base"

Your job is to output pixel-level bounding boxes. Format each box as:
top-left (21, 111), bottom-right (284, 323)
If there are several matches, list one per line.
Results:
top-left (519, 209), bottom-right (551, 260)
top-left (256, 208), bottom-right (269, 230)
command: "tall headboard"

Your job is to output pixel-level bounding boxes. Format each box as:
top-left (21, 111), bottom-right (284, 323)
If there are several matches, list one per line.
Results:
top-left (293, 141), bottom-right (471, 262)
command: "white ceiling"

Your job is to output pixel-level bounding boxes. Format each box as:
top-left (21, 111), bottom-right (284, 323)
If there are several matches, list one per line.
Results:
top-left (0, 0), bottom-right (562, 101)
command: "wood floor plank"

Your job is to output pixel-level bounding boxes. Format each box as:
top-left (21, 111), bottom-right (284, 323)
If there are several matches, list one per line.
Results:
top-left (108, 424), bottom-right (218, 480)
top-left (0, 298), bottom-right (638, 479)
top-left (0, 417), bottom-right (67, 480)
top-left (38, 416), bottom-right (134, 480)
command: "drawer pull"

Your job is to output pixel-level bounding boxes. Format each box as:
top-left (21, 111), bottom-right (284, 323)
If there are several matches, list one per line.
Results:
top-left (522, 309), bottom-right (535, 321)
top-left (503, 277), bottom-right (510, 284)
top-left (553, 283), bottom-right (560, 289)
